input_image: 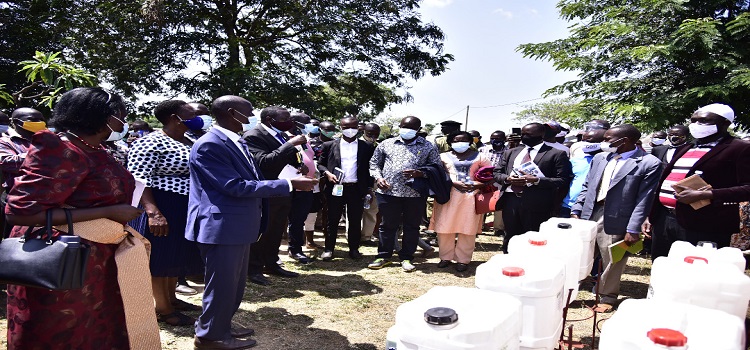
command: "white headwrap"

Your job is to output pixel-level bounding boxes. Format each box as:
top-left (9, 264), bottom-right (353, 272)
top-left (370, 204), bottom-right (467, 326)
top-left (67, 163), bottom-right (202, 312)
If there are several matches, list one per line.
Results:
top-left (696, 103), bottom-right (734, 122)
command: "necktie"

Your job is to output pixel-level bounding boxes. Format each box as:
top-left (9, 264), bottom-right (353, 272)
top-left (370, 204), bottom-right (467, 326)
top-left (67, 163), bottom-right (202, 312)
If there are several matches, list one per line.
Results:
top-left (511, 147), bottom-right (534, 194)
top-left (596, 153), bottom-right (622, 202)
top-left (238, 140), bottom-right (259, 178)
top-left (275, 132), bottom-right (287, 145)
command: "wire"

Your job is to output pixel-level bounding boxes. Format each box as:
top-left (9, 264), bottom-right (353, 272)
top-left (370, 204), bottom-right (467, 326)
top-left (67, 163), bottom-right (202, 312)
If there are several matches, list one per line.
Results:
top-left (471, 97), bottom-right (547, 109)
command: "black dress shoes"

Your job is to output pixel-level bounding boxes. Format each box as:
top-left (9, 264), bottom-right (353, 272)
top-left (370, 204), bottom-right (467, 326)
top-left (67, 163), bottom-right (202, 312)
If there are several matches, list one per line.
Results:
top-left (230, 326), bottom-right (255, 338)
top-left (264, 266), bottom-right (299, 278)
top-left (288, 251), bottom-right (312, 264)
top-left (348, 250), bottom-right (363, 260)
top-left (194, 336), bottom-right (257, 349)
top-left (248, 273), bottom-right (271, 286)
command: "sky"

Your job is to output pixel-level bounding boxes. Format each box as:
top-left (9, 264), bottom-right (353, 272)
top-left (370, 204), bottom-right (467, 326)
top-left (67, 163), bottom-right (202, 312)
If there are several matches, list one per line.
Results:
top-left (384, 0), bottom-right (579, 136)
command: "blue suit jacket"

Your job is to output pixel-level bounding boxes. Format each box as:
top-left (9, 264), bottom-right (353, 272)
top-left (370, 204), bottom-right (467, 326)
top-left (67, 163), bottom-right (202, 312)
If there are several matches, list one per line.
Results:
top-left (185, 128), bottom-right (291, 245)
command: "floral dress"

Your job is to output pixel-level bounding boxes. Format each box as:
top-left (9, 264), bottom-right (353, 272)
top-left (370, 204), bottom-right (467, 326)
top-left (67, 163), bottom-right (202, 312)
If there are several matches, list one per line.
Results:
top-left (5, 130), bottom-right (134, 349)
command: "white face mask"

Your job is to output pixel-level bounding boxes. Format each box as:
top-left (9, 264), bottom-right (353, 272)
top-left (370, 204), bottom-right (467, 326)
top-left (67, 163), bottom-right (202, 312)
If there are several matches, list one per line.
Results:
top-left (198, 115), bottom-right (213, 130)
top-left (341, 128), bottom-right (359, 138)
top-left (651, 138), bottom-right (666, 145)
top-left (689, 123), bottom-right (718, 139)
top-left (106, 116), bottom-right (128, 142)
top-left (600, 138), bottom-right (623, 153)
top-left (451, 142), bottom-right (471, 153)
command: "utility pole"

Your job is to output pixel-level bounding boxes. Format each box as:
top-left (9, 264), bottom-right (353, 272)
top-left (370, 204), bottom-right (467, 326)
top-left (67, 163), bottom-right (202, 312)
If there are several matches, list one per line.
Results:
top-left (464, 105), bottom-right (469, 131)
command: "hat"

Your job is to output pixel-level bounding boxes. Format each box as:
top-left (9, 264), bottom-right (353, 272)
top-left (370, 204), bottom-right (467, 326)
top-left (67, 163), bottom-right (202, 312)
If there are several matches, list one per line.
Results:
top-left (696, 103), bottom-right (734, 122)
top-left (440, 120), bottom-right (462, 126)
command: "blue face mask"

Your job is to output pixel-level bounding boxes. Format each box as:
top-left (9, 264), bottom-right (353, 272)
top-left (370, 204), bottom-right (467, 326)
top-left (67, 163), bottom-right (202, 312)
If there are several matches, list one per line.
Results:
top-left (178, 115), bottom-right (205, 130)
top-left (399, 128), bottom-right (418, 140)
top-left (452, 142), bottom-right (471, 153)
top-left (304, 124), bottom-right (319, 134)
top-left (0, 125), bottom-right (10, 134)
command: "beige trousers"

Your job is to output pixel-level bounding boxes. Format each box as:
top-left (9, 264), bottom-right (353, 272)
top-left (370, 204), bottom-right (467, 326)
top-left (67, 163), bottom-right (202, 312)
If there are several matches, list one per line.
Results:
top-left (493, 210), bottom-right (504, 230)
top-left (591, 204), bottom-right (629, 304)
top-left (360, 197), bottom-right (379, 240)
top-left (437, 233), bottom-right (476, 264)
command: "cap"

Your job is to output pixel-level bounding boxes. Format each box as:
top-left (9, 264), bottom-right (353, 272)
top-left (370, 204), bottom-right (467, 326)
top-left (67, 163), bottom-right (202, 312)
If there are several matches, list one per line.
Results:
top-left (696, 103), bottom-right (734, 122)
top-left (557, 223), bottom-right (572, 229)
top-left (424, 307), bottom-right (458, 325)
top-left (683, 256), bottom-right (708, 264)
top-left (529, 239), bottom-right (547, 246)
top-left (440, 120), bottom-right (462, 126)
top-left (502, 266), bottom-right (525, 277)
top-left (647, 328), bottom-right (687, 347)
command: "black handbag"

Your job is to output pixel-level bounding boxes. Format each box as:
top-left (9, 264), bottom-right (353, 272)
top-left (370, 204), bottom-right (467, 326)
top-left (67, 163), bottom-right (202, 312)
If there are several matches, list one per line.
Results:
top-left (0, 209), bottom-right (90, 290)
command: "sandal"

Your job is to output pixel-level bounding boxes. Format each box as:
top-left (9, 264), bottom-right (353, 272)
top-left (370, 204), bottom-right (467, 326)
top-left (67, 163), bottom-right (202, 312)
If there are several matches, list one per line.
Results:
top-left (157, 311), bottom-right (195, 326)
top-left (593, 303), bottom-right (614, 313)
top-left (172, 299), bottom-right (201, 312)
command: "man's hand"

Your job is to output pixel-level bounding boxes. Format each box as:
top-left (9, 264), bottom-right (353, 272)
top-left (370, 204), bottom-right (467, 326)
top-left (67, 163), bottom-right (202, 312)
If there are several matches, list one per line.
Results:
top-left (325, 171), bottom-right (339, 184)
top-left (147, 211), bottom-right (169, 237)
top-left (298, 162), bottom-right (309, 175)
top-left (624, 232), bottom-right (640, 246)
top-left (570, 214), bottom-right (580, 219)
top-left (290, 176), bottom-right (318, 191)
top-left (453, 181), bottom-right (472, 192)
top-left (673, 184), bottom-right (712, 204)
top-left (522, 175), bottom-right (539, 185)
top-left (376, 178), bottom-right (391, 190)
top-left (289, 135), bottom-right (307, 146)
top-left (402, 169), bottom-right (424, 179)
top-left (507, 175), bottom-right (528, 186)
top-left (641, 218), bottom-right (652, 239)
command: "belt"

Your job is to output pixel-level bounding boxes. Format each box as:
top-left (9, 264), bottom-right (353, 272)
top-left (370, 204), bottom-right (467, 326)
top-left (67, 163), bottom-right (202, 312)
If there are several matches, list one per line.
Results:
top-left (341, 182), bottom-right (358, 186)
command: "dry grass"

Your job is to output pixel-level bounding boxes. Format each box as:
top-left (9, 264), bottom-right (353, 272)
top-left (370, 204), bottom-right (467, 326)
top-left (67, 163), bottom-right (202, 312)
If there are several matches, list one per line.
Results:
top-left (0, 227), bottom-right (738, 350)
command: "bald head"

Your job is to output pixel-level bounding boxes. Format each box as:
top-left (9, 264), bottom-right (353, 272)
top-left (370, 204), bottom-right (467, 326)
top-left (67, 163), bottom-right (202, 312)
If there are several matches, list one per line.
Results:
top-left (211, 96), bottom-right (254, 121)
top-left (291, 112), bottom-right (311, 124)
top-left (11, 107), bottom-right (43, 121)
top-left (190, 102), bottom-right (210, 116)
top-left (400, 116), bottom-right (421, 129)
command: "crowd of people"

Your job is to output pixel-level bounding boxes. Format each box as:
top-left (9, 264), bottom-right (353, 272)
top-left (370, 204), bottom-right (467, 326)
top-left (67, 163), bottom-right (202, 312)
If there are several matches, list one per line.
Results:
top-left (1, 88), bottom-right (749, 349)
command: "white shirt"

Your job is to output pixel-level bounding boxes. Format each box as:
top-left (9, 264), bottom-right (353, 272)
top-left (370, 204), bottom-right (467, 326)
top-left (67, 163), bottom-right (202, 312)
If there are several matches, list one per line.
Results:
top-left (260, 123), bottom-right (285, 145)
top-left (596, 148), bottom-right (638, 202)
top-left (339, 138), bottom-right (358, 183)
top-left (505, 143), bottom-right (543, 192)
top-left (213, 125), bottom-right (292, 192)
top-left (665, 147), bottom-right (679, 163)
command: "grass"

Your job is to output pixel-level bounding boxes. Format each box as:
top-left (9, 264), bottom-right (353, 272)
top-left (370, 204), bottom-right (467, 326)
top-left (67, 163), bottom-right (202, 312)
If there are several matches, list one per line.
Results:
top-left (0, 226), bottom-right (738, 349)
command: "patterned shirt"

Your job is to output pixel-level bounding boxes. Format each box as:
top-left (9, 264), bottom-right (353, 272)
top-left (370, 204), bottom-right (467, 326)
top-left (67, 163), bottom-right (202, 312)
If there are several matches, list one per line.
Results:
top-left (658, 146), bottom-right (712, 208)
top-left (370, 136), bottom-right (440, 197)
top-left (479, 144), bottom-right (506, 168)
top-left (0, 128), bottom-right (31, 191)
top-left (127, 131), bottom-right (192, 196)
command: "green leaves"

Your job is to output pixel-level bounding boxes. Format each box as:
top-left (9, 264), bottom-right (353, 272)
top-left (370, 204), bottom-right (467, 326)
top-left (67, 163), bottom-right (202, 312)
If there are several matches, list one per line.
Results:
top-left (7, 51), bottom-right (96, 108)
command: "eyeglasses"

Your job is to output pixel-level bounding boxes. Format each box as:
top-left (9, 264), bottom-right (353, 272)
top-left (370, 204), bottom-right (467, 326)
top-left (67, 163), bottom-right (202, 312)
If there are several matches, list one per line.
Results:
top-left (583, 122), bottom-right (606, 131)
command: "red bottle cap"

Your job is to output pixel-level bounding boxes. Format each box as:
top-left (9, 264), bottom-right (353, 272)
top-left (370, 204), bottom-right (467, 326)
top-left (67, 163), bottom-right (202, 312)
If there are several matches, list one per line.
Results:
top-left (683, 256), bottom-right (708, 264)
top-left (502, 267), bottom-right (525, 277)
top-left (647, 328), bottom-right (687, 346)
top-left (529, 239), bottom-right (547, 246)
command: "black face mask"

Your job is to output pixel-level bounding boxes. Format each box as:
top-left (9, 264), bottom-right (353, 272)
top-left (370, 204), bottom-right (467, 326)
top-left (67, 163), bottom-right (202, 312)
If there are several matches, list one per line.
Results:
top-left (521, 135), bottom-right (543, 147)
top-left (669, 135), bottom-right (686, 145)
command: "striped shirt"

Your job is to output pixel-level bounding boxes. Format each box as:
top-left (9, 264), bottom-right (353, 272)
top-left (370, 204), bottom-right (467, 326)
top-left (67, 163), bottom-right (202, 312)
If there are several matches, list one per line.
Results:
top-left (658, 147), bottom-right (711, 208)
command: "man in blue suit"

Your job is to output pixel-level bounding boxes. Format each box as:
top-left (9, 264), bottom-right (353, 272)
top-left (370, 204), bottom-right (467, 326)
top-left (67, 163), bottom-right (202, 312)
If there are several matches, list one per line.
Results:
top-left (186, 95), bottom-right (317, 349)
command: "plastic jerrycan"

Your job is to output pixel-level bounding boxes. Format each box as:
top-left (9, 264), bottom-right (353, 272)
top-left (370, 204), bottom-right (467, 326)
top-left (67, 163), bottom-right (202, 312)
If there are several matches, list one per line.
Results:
top-left (599, 299), bottom-right (745, 350)
top-left (476, 254), bottom-right (565, 350)
top-left (667, 240), bottom-right (746, 272)
top-left (507, 231), bottom-right (581, 305)
top-left (385, 286), bottom-right (522, 350)
top-left (539, 217), bottom-right (598, 281)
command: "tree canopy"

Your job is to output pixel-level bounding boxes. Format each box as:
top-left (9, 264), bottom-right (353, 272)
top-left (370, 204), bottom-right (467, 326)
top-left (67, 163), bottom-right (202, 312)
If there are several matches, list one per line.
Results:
top-left (1, 0), bottom-right (453, 120)
top-left (518, 0), bottom-right (750, 129)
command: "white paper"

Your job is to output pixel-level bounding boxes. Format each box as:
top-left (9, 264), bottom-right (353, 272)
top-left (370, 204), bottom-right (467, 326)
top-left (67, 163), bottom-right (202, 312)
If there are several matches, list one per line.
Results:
top-left (278, 164), bottom-right (301, 180)
top-left (131, 177), bottom-right (147, 207)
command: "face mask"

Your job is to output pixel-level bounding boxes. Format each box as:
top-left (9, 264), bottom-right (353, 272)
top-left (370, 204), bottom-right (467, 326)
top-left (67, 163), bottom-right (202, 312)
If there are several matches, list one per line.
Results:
top-left (600, 138), bottom-right (623, 153)
top-left (341, 128), bottom-right (359, 138)
top-left (0, 125), bottom-right (9, 134)
top-left (198, 115), bottom-right (213, 130)
top-left (399, 128), bottom-right (418, 140)
top-left (669, 135), bottom-right (686, 145)
top-left (452, 142), bottom-right (471, 153)
top-left (234, 110), bottom-right (258, 132)
top-left (20, 121), bottom-right (47, 133)
top-left (271, 120), bottom-right (295, 132)
top-left (304, 124), bottom-right (319, 134)
top-left (321, 129), bottom-right (336, 139)
top-left (106, 116), bottom-right (128, 142)
top-left (178, 115), bottom-right (204, 130)
top-left (363, 135), bottom-right (376, 143)
top-left (689, 123), bottom-right (718, 139)
top-left (48, 127), bottom-right (56, 133)
top-left (491, 139), bottom-right (504, 146)
top-left (521, 135), bottom-right (543, 147)
top-left (473, 137), bottom-right (480, 144)
top-left (580, 141), bottom-right (602, 154)
top-left (651, 138), bottom-right (666, 145)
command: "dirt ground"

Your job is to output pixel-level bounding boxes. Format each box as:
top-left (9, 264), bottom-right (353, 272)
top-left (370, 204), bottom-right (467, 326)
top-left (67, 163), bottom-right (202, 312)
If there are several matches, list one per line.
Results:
top-left (0, 228), bottom-right (745, 349)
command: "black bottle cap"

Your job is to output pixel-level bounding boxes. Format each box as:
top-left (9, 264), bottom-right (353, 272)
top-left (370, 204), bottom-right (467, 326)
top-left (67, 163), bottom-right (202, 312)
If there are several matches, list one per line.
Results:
top-left (424, 307), bottom-right (458, 325)
top-left (557, 223), bottom-right (572, 229)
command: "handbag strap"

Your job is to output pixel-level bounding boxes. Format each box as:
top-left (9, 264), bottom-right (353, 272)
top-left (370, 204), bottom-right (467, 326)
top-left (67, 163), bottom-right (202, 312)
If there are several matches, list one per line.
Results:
top-left (62, 208), bottom-right (74, 236)
top-left (22, 209), bottom-right (54, 241)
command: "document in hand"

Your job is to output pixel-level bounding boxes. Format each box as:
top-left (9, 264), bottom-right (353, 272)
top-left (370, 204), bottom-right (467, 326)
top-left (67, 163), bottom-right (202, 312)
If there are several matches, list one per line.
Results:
top-left (671, 174), bottom-right (712, 210)
top-left (609, 239), bottom-right (643, 264)
top-left (513, 161), bottom-right (545, 178)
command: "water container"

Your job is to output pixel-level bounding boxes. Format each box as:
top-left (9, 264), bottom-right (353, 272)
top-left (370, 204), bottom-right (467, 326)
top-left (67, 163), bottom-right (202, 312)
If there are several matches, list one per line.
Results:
top-left (649, 255), bottom-right (750, 319)
top-left (385, 286), bottom-right (522, 350)
top-left (476, 254), bottom-right (565, 350)
top-left (667, 240), bottom-right (745, 272)
top-left (539, 217), bottom-right (598, 281)
top-left (599, 299), bottom-right (745, 350)
top-left (507, 231), bottom-right (581, 305)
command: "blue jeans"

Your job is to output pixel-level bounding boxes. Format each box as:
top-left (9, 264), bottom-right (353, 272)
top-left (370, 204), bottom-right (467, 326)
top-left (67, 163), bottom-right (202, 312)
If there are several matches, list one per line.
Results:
top-left (375, 193), bottom-right (427, 261)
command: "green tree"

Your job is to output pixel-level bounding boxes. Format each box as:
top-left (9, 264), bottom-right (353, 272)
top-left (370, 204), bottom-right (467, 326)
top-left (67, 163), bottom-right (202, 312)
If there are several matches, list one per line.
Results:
top-left (518, 0), bottom-right (750, 129)
top-left (514, 97), bottom-right (599, 128)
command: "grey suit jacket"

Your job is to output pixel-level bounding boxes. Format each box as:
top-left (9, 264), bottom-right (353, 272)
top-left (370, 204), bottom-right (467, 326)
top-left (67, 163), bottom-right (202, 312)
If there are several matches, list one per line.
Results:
top-left (571, 148), bottom-right (663, 235)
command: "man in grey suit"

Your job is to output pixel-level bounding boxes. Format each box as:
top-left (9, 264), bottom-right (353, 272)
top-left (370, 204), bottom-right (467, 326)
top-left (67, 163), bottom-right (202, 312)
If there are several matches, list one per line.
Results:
top-left (571, 124), bottom-right (663, 310)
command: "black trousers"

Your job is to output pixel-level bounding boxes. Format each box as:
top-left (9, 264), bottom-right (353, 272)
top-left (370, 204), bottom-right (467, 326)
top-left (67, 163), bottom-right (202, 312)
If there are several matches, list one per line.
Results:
top-left (248, 196), bottom-right (291, 273)
top-left (375, 193), bottom-right (427, 261)
top-left (324, 184), bottom-right (364, 253)
top-left (288, 191), bottom-right (313, 254)
top-left (501, 194), bottom-right (551, 253)
top-left (651, 206), bottom-right (731, 260)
